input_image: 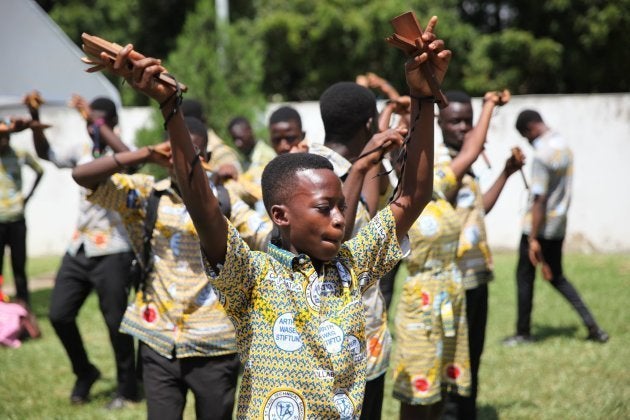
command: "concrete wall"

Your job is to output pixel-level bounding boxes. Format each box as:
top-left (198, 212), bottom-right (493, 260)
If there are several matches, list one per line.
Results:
top-left (4, 93), bottom-right (629, 256)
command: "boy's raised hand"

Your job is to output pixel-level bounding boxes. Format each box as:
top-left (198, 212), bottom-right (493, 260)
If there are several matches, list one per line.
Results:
top-left (102, 45), bottom-right (175, 104)
top-left (353, 128), bottom-right (406, 170)
top-left (404, 16), bottom-right (451, 96)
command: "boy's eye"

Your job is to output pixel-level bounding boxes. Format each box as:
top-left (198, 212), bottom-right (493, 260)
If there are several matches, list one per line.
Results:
top-left (316, 205), bottom-right (331, 213)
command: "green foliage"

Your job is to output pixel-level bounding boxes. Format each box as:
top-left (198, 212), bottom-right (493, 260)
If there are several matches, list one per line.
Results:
top-left (463, 30), bottom-right (563, 94)
top-left (166, 0), bottom-right (265, 140)
top-left (39, 0), bottom-right (629, 103)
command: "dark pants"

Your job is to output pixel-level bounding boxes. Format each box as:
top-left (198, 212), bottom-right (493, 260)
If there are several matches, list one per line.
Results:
top-left (49, 249), bottom-right (137, 399)
top-left (361, 373), bottom-right (385, 420)
top-left (516, 234), bottom-right (597, 335)
top-left (0, 219), bottom-right (29, 304)
top-left (140, 342), bottom-right (239, 420)
top-left (442, 284), bottom-right (488, 420)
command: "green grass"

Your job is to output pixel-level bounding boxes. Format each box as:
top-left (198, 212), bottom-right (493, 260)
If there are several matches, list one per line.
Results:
top-left (1, 253), bottom-right (629, 419)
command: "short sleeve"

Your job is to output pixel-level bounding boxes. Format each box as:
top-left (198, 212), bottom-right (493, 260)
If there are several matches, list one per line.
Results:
top-left (88, 173), bottom-right (155, 215)
top-left (345, 206), bottom-right (403, 290)
top-left (228, 194), bottom-right (272, 251)
top-left (530, 156), bottom-right (549, 196)
top-left (433, 163), bottom-right (458, 199)
top-left (201, 221), bottom-right (267, 328)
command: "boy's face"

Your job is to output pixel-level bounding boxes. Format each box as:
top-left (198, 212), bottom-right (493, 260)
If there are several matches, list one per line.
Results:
top-left (280, 168), bottom-right (346, 262)
top-left (438, 102), bottom-right (473, 151)
top-left (229, 122), bottom-right (255, 156)
top-left (269, 120), bottom-right (305, 155)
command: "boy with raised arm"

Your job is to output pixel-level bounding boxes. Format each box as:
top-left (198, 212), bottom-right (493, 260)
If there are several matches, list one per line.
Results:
top-left (72, 116), bottom-right (271, 418)
top-left (100, 15), bottom-right (450, 417)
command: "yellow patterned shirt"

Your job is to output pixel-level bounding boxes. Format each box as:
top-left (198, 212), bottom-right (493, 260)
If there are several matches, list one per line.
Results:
top-left (436, 144), bottom-right (493, 290)
top-left (0, 147), bottom-right (43, 222)
top-left (89, 174), bottom-right (272, 359)
top-left (202, 207), bottom-right (403, 419)
top-left (392, 164), bottom-right (471, 404)
top-left (208, 129), bottom-right (243, 173)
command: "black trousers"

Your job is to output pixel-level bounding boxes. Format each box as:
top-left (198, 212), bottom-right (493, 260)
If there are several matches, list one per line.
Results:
top-left (48, 249), bottom-right (137, 399)
top-left (360, 373), bottom-right (386, 420)
top-left (442, 284), bottom-right (488, 420)
top-left (516, 234), bottom-right (597, 335)
top-left (140, 342), bottom-right (240, 420)
top-left (0, 219), bottom-right (29, 304)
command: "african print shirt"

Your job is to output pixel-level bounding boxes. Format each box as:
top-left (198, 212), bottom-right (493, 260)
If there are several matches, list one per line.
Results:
top-left (393, 163), bottom-right (471, 404)
top-left (0, 146), bottom-right (43, 222)
top-left (437, 144), bottom-right (494, 290)
top-left (228, 141), bottom-right (275, 213)
top-left (202, 207), bottom-right (403, 419)
top-left (208, 129), bottom-right (243, 173)
top-left (47, 144), bottom-right (131, 257)
top-left (308, 142), bottom-right (388, 379)
top-left (89, 174), bottom-right (272, 358)
top-left (523, 131), bottom-right (573, 240)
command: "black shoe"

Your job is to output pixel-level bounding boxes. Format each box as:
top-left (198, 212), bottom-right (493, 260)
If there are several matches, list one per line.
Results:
top-left (70, 366), bottom-right (101, 404)
top-left (105, 395), bottom-right (137, 410)
top-left (586, 327), bottom-right (609, 343)
top-left (502, 334), bottom-right (535, 347)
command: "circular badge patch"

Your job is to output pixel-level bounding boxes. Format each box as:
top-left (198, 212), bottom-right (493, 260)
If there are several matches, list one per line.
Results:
top-left (333, 390), bottom-right (355, 419)
top-left (273, 313), bottom-right (303, 352)
top-left (319, 321), bottom-right (344, 354)
top-left (346, 335), bottom-right (363, 362)
top-left (263, 389), bottom-right (305, 420)
top-left (306, 276), bottom-right (322, 312)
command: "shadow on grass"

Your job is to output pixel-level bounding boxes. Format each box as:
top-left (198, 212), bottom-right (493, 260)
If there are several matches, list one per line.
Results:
top-left (478, 404), bottom-right (499, 419)
top-left (532, 324), bottom-right (579, 342)
top-left (30, 287), bottom-right (52, 318)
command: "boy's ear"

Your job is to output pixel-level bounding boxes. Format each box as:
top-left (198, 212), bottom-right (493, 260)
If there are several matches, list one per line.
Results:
top-left (270, 204), bottom-right (290, 226)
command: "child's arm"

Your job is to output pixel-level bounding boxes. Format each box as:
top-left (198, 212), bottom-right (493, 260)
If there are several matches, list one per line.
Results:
top-left (72, 142), bottom-right (170, 190)
top-left (389, 16), bottom-right (451, 241)
top-left (23, 152), bottom-right (43, 205)
top-left (343, 129), bottom-right (405, 239)
top-left (449, 90), bottom-right (509, 181)
top-left (106, 45), bottom-right (228, 267)
top-left (69, 95), bottom-right (131, 154)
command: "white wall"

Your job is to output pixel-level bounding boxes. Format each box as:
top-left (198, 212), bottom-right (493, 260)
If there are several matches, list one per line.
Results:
top-left (4, 93), bottom-right (629, 256)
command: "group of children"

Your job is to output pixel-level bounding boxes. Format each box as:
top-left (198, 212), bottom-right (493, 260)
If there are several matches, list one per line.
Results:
top-left (0, 13), bottom-right (608, 420)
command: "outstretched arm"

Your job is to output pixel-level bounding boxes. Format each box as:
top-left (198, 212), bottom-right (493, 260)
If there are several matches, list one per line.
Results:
top-left (343, 129), bottom-right (405, 239)
top-left (23, 154), bottom-right (44, 206)
top-left (69, 95), bottom-right (130, 154)
top-left (72, 142), bottom-right (171, 190)
top-left (482, 150), bottom-right (524, 213)
top-left (103, 45), bottom-right (228, 267)
top-left (389, 16), bottom-right (451, 241)
top-left (449, 90), bottom-right (510, 182)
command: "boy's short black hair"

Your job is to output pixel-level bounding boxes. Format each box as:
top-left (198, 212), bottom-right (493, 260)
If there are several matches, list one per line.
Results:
top-left (181, 99), bottom-right (207, 123)
top-left (269, 106), bottom-right (302, 128)
top-left (319, 82), bottom-right (376, 142)
top-left (261, 152), bottom-right (334, 213)
top-left (445, 90), bottom-right (472, 104)
top-left (90, 97), bottom-right (117, 122)
top-left (228, 116), bottom-right (250, 131)
top-left (515, 109), bottom-right (543, 134)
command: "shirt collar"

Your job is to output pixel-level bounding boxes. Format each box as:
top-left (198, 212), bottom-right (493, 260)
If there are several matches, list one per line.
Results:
top-left (267, 243), bottom-right (311, 270)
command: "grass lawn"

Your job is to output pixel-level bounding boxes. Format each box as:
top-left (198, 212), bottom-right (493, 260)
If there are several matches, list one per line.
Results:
top-left (1, 252), bottom-right (628, 419)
